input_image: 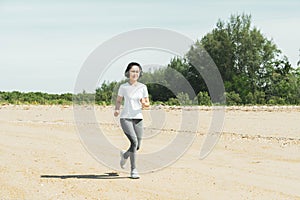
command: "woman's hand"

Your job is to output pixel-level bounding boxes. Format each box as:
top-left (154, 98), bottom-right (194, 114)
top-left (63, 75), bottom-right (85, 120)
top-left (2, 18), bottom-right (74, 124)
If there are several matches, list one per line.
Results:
top-left (114, 110), bottom-right (120, 117)
top-left (140, 97), bottom-right (150, 109)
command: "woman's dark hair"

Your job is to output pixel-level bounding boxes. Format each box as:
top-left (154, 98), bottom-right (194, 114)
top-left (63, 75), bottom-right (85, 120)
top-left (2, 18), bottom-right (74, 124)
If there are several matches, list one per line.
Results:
top-left (124, 62), bottom-right (143, 78)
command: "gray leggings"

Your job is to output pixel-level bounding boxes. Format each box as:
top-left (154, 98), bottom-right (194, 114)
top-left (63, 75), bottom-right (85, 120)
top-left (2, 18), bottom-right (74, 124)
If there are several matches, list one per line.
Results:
top-left (120, 118), bottom-right (143, 170)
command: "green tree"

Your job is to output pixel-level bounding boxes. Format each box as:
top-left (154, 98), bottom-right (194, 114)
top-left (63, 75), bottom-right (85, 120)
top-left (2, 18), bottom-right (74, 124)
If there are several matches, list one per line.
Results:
top-left (197, 91), bottom-right (212, 106)
top-left (95, 81), bottom-right (118, 105)
top-left (188, 13), bottom-right (283, 104)
top-left (226, 91), bottom-right (242, 105)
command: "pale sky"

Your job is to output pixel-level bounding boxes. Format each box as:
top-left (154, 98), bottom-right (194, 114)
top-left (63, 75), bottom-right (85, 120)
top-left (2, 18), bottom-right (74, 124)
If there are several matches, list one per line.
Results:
top-left (0, 0), bottom-right (299, 93)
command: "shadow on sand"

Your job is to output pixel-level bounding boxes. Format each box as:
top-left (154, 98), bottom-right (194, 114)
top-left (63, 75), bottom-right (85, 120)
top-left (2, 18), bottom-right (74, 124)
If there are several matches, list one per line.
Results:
top-left (40, 172), bottom-right (129, 179)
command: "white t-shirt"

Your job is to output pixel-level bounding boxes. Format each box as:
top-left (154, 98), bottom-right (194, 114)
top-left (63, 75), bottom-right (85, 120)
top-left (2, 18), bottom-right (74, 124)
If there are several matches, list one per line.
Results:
top-left (118, 82), bottom-right (148, 119)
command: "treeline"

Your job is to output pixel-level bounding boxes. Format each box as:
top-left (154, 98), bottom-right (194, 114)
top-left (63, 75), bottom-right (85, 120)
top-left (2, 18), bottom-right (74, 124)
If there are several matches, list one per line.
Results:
top-left (1, 14), bottom-right (300, 106)
top-left (0, 91), bottom-right (73, 105)
top-left (0, 88), bottom-right (211, 106)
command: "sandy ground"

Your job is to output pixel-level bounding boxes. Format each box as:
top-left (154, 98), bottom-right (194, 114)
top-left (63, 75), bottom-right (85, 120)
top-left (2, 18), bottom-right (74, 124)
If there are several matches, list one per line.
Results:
top-left (0, 105), bottom-right (299, 200)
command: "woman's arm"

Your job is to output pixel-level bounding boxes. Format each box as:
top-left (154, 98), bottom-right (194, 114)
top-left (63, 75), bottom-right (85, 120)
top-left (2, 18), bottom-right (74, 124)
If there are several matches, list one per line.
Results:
top-left (114, 95), bottom-right (123, 117)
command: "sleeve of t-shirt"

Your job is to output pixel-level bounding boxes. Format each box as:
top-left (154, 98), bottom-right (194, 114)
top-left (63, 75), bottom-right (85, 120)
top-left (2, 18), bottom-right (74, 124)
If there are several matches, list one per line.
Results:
top-left (143, 85), bottom-right (149, 98)
top-left (118, 85), bottom-right (124, 97)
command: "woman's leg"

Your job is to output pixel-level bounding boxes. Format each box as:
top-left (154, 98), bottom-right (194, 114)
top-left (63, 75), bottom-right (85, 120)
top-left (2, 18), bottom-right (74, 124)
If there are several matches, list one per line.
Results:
top-left (120, 118), bottom-right (138, 170)
top-left (132, 119), bottom-right (143, 150)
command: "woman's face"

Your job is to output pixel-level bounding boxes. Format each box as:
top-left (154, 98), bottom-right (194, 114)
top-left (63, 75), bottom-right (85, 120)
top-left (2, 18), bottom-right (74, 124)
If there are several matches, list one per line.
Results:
top-left (129, 65), bottom-right (140, 81)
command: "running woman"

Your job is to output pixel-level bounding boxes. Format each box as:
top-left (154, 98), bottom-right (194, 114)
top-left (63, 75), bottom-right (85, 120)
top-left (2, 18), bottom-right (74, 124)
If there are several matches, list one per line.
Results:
top-left (114, 62), bottom-right (149, 179)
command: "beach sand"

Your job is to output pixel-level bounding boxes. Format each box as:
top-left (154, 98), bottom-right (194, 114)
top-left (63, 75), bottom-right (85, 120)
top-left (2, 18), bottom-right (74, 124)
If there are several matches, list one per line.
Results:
top-left (0, 105), bottom-right (299, 199)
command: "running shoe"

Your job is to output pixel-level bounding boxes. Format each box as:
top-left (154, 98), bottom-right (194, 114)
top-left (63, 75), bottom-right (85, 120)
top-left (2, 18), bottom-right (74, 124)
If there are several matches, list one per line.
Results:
top-left (130, 168), bottom-right (140, 179)
top-left (120, 150), bottom-right (127, 169)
